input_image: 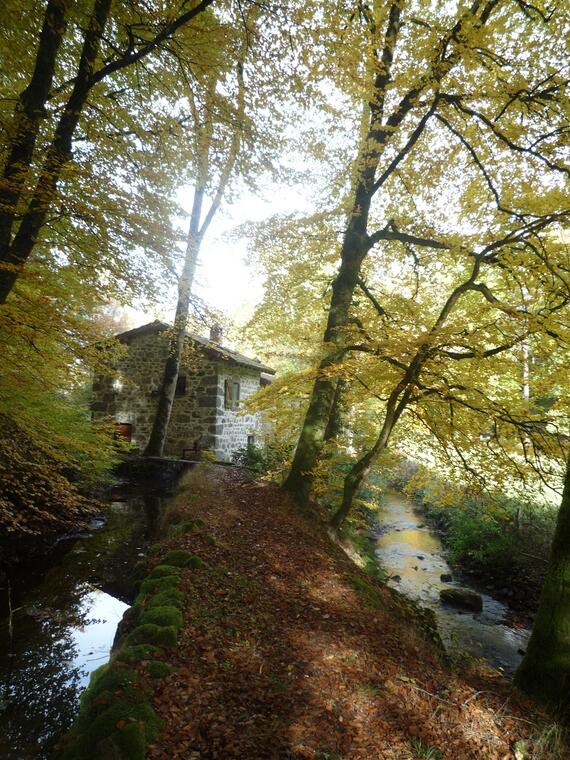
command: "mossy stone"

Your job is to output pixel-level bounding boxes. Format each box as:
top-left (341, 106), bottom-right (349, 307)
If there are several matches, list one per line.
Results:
top-left (139, 605), bottom-right (183, 629)
top-left (139, 575), bottom-right (180, 595)
top-left (79, 665), bottom-right (137, 712)
top-left (146, 589), bottom-right (185, 610)
top-left (85, 663), bottom-right (108, 691)
top-left (161, 549), bottom-right (194, 567)
top-left (147, 660), bottom-right (174, 679)
top-left (61, 700), bottom-right (161, 760)
top-left (148, 564), bottom-right (181, 579)
top-left (90, 665), bottom-right (136, 695)
top-left (120, 604), bottom-right (141, 627)
top-left (171, 516), bottom-right (205, 530)
top-left (124, 623), bottom-right (178, 649)
top-left (113, 643), bottom-right (164, 664)
top-left (112, 721), bottom-right (146, 759)
top-left (167, 519), bottom-right (202, 537)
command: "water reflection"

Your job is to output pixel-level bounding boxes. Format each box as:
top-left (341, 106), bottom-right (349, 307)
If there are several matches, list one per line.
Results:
top-left (0, 493), bottom-right (163, 759)
top-left (375, 492), bottom-right (530, 675)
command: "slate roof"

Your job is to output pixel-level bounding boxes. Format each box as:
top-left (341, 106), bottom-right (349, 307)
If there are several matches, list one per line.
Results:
top-left (115, 320), bottom-right (275, 375)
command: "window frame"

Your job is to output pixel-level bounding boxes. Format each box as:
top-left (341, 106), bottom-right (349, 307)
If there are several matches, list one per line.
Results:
top-left (224, 377), bottom-right (241, 410)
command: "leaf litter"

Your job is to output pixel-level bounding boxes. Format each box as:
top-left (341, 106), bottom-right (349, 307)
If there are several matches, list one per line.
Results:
top-left (139, 466), bottom-right (563, 760)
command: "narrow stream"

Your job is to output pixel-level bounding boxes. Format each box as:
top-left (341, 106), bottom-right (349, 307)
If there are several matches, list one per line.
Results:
top-left (0, 491), bottom-right (164, 760)
top-left (375, 492), bottom-right (531, 675)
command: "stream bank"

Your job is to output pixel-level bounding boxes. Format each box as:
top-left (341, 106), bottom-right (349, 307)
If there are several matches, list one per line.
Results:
top-left (0, 465), bottom-right (561, 759)
top-left (415, 499), bottom-right (546, 628)
top-left (0, 487), bottom-right (166, 760)
top-left (373, 491), bottom-right (531, 676)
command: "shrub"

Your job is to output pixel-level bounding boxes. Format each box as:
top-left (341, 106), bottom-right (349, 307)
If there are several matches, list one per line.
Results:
top-left (444, 501), bottom-right (517, 572)
top-left (232, 441), bottom-right (293, 476)
top-left (232, 442), bottom-right (267, 472)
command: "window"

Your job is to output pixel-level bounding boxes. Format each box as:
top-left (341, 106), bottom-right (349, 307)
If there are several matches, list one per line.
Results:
top-left (224, 378), bottom-right (240, 410)
top-left (175, 375), bottom-right (187, 396)
top-left (247, 434), bottom-right (255, 446)
top-left (114, 422), bottom-right (132, 442)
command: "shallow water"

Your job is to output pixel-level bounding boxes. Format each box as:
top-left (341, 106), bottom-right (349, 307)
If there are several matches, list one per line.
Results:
top-left (375, 492), bottom-right (531, 675)
top-left (0, 493), bottom-right (164, 760)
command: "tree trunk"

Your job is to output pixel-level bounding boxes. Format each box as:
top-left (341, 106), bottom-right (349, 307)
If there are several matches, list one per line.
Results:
top-left (282, 229), bottom-right (370, 503)
top-left (144, 222), bottom-right (202, 457)
top-left (143, 46), bottom-right (247, 458)
top-left (0, 0), bottom-right (216, 304)
top-left (330, 384), bottom-right (412, 529)
top-left (282, 0), bottom-right (497, 508)
top-left (0, 0), bottom-right (112, 304)
top-left (323, 378), bottom-right (346, 444)
top-left (0, 0), bottom-right (71, 258)
top-left (514, 454), bottom-right (570, 712)
top-left (330, 447), bottom-right (377, 530)
top-left (282, 1), bottom-right (405, 505)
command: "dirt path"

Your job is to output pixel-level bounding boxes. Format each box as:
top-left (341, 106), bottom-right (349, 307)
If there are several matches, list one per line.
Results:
top-left (143, 465), bottom-right (558, 760)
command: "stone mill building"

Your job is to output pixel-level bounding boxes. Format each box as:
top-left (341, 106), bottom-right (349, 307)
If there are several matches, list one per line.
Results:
top-left (91, 320), bottom-right (274, 462)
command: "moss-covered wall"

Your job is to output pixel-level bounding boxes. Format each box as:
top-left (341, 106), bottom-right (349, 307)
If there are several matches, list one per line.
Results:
top-left (57, 548), bottom-right (203, 760)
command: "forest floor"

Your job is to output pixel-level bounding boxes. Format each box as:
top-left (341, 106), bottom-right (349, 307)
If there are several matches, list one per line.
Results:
top-left (141, 465), bottom-right (565, 760)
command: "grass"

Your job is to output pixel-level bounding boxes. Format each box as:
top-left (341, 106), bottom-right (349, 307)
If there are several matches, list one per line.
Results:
top-left (531, 723), bottom-right (569, 759)
top-left (409, 738), bottom-right (443, 759)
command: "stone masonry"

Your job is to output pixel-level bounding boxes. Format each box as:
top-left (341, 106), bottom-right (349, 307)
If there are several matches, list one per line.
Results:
top-left (92, 321), bottom-right (273, 462)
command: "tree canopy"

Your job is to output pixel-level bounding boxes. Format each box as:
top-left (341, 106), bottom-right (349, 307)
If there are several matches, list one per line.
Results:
top-left (1, 0), bottom-right (569, 716)
top-left (267, 0), bottom-right (570, 512)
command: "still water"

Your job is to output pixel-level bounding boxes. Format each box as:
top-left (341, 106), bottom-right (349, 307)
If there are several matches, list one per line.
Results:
top-left (0, 493), bottom-right (163, 760)
top-left (375, 492), bottom-right (531, 675)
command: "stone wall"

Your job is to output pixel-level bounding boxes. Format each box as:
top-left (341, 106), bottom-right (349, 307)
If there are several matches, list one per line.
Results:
top-left (92, 331), bottom-right (217, 457)
top-left (215, 367), bottom-right (265, 462)
top-left (92, 331), bottom-right (266, 461)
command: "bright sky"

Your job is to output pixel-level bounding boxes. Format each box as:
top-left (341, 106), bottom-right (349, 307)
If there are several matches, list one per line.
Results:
top-left (127, 179), bottom-right (312, 343)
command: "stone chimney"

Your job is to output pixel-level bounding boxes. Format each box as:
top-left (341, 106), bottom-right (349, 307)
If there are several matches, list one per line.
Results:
top-left (209, 324), bottom-right (223, 344)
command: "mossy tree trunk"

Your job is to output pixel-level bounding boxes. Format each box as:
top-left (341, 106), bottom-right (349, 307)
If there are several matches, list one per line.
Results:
top-left (323, 378), bottom-right (347, 445)
top-left (0, 0), bottom-right (71, 262)
top-left (282, 229), bottom-right (371, 503)
top-left (0, 0), bottom-right (113, 304)
top-left (514, 454), bottom-right (570, 711)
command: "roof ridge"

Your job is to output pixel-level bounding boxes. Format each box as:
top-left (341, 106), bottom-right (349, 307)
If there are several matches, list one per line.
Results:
top-left (115, 321), bottom-right (274, 374)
